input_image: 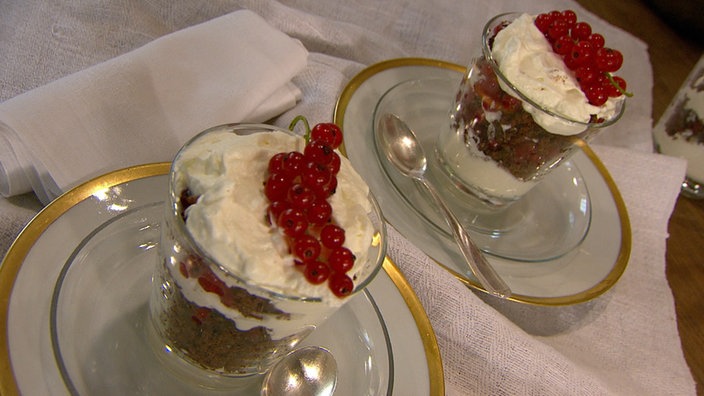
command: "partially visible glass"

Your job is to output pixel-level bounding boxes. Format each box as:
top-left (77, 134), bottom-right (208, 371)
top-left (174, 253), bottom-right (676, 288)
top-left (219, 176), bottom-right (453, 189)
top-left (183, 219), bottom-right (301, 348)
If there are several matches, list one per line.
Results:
top-left (435, 13), bottom-right (625, 209)
top-left (147, 124), bottom-right (387, 385)
top-left (653, 54), bottom-right (704, 199)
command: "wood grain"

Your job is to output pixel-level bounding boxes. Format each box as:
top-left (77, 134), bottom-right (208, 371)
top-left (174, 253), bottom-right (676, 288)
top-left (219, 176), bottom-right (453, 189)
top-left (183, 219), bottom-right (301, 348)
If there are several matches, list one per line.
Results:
top-left (576, 1), bottom-right (704, 393)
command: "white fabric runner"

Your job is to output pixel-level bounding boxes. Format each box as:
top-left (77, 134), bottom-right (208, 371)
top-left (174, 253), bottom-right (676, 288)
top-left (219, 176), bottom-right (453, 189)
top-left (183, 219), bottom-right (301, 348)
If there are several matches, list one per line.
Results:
top-left (0, 1), bottom-right (696, 395)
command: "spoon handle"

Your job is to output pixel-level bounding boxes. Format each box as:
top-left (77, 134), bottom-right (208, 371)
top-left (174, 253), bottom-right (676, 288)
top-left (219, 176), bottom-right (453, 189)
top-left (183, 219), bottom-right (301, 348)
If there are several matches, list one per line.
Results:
top-left (420, 179), bottom-right (511, 299)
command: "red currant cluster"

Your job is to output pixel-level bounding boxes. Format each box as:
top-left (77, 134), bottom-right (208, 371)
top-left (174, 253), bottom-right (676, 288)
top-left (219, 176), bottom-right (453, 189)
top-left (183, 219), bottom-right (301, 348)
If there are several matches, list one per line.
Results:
top-left (534, 10), bottom-right (628, 106)
top-left (265, 122), bottom-right (356, 298)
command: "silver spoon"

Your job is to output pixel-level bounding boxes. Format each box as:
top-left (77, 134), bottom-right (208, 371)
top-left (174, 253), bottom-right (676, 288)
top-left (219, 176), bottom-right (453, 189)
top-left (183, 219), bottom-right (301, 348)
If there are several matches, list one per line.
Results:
top-left (377, 113), bottom-right (511, 299)
top-left (261, 346), bottom-right (337, 396)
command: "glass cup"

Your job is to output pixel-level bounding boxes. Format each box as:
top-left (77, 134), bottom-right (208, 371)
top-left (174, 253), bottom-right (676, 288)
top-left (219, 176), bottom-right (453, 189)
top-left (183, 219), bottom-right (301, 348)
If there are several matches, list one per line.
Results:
top-left (653, 54), bottom-right (704, 199)
top-left (435, 13), bottom-right (625, 209)
top-left (147, 124), bottom-right (387, 385)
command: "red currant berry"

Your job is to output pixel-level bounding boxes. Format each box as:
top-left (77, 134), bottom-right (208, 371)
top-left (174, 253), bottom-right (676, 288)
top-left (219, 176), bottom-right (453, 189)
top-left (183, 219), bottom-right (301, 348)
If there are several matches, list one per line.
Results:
top-left (281, 151), bottom-right (306, 176)
top-left (561, 10), bottom-right (577, 27)
top-left (575, 66), bottom-right (599, 88)
top-left (302, 161), bottom-right (332, 191)
top-left (310, 123), bottom-right (344, 149)
top-left (328, 247), bottom-right (355, 273)
top-left (268, 152), bottom-right (287, 174)
top-left (547, 19), bottom-right (569, 42)
top-left (534, 13), bottom-right (553, 34)
top-left (304, 140), bottom-right (334, 166)
top-left (585, 85), bottom-right (608, 106)
top-left (310, 175), bottom-right (336, 199)
top-left (570, 21), bottom-right (592, 41)
top-left (265, 172), bottom-right (294, 201)
top-left (566, 40), bottom-right (594, 69)
top-left (304, 261), bottom-right (330, 284)
top-left (287, 183), bottom-right (316, 209)
top-left (307, 200), bottom-right (332, 226)
top-left (267, 200), bottom-right (290, 225)
top-left (606, 76), bottom-right (627, 97)
top-left (293, 235), bottom-right (321, 262)
top-left (552, 35), bottom-right (574, 56)
top-left (320, 224), bottom-right (345, 249)
top-left (328, 272), bottom-right (354, 297)
top-left (587, 33), bottom-right (605, 49)
top-left (326, 176), bottom-right (338, 196)
top-left (548, 10), bottom-right (562, 20)
top-left (277, 208), bottom-right (308, 237)
top-left (594, 47), bottom-right (623, 73)
top-left (328, 152), bottom-right (341, 175)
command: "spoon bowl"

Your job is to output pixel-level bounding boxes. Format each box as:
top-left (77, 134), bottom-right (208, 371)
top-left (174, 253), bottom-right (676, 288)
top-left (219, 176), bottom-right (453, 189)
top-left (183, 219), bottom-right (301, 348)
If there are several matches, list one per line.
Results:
top-left (376, 113), bottom-right (511, 299)
top-left (261, 346), bottom-right (338, 396)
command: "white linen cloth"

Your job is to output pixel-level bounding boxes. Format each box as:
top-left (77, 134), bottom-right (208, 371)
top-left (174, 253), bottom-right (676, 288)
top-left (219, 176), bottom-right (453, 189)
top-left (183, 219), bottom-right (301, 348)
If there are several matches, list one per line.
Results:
top-left (0, 9), bottom-right (308, 203)
top-left (0, 1), bottom-right (696, 395)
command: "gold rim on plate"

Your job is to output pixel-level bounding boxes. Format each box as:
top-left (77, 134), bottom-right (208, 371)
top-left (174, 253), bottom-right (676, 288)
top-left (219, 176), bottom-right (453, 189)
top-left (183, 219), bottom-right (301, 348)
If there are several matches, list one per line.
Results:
top-left (0, 162), bottom-right (444, 395)
top-left (333, 57), bottom-right (632, 306)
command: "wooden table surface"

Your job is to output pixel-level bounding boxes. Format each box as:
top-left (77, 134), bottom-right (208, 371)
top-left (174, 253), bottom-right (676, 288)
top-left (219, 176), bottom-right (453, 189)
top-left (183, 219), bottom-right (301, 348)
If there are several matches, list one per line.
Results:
top-left (576, 1), bottom-right (704, 394)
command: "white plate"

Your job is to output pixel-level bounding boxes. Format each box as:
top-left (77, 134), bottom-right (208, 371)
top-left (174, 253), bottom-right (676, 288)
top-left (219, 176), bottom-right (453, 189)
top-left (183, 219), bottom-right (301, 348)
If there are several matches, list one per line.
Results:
top-left (0, 163), bottom-right (444, 395)
top-left (334, 58), bottom-right (631, 305)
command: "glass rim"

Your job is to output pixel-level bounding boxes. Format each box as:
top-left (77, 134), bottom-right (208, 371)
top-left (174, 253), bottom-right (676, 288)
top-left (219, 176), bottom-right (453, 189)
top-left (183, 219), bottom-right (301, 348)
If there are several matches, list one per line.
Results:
top-left (480, 12), bottom-right (626, 129)
top-left (168, 123), bottom-right (387, 303)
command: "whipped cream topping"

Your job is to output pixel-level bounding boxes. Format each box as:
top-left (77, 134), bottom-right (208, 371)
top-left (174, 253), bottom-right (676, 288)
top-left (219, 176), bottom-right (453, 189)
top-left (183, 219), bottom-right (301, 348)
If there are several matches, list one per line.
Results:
top-left (173, 130), bottom-right (374, 305)
top-left (491, 13), bottom-right (624, 135)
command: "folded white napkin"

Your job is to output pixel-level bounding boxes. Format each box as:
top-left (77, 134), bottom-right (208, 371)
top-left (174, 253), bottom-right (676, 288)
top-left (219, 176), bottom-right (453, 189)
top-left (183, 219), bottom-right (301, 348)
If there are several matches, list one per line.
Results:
top-left (0, 9), bottom-right (308, 204)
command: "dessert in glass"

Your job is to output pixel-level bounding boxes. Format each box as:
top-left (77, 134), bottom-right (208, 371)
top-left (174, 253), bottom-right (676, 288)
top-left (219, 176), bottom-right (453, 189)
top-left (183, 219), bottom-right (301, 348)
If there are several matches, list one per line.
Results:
top-left (436, 11), bottom-right (627, 208)
top-left (653, 54), bottom-right (704, 199)
top-left (147, 123), bottom-right (386, 384)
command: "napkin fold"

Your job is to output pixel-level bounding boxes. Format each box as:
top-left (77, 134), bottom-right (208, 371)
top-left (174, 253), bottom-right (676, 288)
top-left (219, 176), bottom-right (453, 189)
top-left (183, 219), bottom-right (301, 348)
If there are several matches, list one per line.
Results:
top-left (0, 9), bottom-right (308, 204)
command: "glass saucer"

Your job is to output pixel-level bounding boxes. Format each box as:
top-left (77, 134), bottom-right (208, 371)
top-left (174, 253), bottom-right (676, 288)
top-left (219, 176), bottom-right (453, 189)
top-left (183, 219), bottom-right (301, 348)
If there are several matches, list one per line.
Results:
top-left (50, 203), bottom-right (392, 395)
top-left (371, 78), bottom-right (591, 262)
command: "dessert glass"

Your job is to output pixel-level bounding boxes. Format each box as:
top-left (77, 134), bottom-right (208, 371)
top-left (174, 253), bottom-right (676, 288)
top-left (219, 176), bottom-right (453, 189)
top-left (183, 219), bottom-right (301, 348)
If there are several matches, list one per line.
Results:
top-left (147, 124), bottom-right (387, 385)
top-left (435, 13), bottom-right (625, 209)
top-left (653, 54), bottom-right (704, 199)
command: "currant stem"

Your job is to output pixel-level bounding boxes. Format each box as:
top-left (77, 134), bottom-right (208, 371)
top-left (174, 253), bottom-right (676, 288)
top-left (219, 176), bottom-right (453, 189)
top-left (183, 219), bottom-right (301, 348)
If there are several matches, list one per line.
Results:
top-left (606, 72), bottom-right (634, 97)
top-left (288, 115), bottom-right (312, 143)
